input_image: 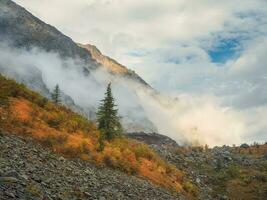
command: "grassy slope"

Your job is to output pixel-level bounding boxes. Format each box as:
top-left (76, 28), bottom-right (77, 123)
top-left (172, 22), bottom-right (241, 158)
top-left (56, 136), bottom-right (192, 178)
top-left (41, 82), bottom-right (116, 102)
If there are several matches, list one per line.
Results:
top-left (0, 74), bottom-right (196, 198)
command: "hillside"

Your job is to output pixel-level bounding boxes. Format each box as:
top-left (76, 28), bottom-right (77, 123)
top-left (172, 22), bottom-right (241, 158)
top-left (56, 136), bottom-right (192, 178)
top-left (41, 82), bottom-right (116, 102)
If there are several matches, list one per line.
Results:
top-left (1, 75), bottom-right (267, 199)
top-left (0, 74), bottom-right (195, 199)
top-left (0, 132), bottom-right (182, 200)
top-left (127, 132), bottom-right (267, 199)
top-left (148, 142), bottom-right (267, 199)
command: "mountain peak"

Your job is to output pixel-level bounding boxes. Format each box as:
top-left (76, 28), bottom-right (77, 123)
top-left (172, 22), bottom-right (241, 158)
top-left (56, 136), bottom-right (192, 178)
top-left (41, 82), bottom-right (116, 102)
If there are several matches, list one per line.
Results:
top-left (78, 43), bottom-right (151, 87)
top-left (78, 43), bottom-right (129, 74)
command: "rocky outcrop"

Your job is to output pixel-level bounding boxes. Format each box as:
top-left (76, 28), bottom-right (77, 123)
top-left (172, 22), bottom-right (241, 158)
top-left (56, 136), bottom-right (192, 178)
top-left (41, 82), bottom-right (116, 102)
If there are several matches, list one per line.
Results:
top-left (128, 132), bottom-right (179, 148)
top-left (0, 131), bottom-right (183, 200)
top-left (77, 44), bottom-right (128, 74)
top-left (78, 43), bottom-right (150, 87)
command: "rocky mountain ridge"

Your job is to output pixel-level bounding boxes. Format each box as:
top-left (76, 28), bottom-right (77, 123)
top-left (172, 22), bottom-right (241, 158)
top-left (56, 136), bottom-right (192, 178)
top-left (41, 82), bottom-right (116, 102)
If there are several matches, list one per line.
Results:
top-left (0, 0), bottom-right (150, 87)
top-left (77, 43), bottom-right (150, 87)
top-left (0, 0), bottom-right (96, 67)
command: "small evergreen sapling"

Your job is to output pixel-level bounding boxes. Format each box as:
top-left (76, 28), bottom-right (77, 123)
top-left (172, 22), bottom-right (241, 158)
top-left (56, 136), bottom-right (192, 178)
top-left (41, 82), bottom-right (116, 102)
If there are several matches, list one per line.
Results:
top-left (51, 84), bottom-right (61, 105)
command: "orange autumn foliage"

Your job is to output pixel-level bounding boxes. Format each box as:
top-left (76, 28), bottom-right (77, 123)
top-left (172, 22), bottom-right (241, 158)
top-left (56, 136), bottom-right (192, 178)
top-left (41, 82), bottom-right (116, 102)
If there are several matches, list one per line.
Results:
top-left (139, 158), bottom-right (183, 191)
top-left (0, 75), bottom-right (188, 194)
top-left (11, 99), bottom-right (33, 121)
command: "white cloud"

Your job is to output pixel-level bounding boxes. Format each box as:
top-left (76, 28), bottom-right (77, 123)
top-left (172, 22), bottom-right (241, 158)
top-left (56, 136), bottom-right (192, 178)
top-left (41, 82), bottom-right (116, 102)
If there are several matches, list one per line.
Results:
top-left (228, 37), bottom-right (267, 81)
top-left (137, 91), bottom-right (245, 146)
top-left (14, 0), bottom-right (267, 55)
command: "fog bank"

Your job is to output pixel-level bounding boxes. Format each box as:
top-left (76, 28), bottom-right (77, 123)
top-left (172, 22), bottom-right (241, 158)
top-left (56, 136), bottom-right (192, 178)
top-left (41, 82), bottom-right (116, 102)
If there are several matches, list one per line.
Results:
top-left (0, 43), bottom-right (266, 146)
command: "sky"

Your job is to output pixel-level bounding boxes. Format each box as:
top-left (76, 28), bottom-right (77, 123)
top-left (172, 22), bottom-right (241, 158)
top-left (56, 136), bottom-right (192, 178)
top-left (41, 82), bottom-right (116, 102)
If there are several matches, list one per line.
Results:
top-left (13, 0), bottom-right (267, 144)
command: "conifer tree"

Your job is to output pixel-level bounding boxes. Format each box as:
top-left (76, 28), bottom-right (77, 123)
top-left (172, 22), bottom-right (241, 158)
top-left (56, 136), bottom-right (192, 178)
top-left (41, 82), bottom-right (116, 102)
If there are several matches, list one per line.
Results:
top-left (96, 83), bottom-right (122, 142)
top-left (51, 84), bottom-right (61, 105)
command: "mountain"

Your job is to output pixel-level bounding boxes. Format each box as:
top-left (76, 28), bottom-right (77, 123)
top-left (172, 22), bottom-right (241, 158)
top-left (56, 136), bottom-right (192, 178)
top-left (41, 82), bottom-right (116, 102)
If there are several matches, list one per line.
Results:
top-left (1, 1), bottom-right (267, 199)
top-left (0, 0), bottom-right (156, 133)
top-left (0, 0), bottom-right (96, 67)
top-left (0, 0), bottom-right (150, 86)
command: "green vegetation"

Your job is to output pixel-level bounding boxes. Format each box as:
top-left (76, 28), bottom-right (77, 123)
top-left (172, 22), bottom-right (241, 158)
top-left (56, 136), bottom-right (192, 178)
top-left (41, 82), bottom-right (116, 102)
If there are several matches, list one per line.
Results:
top-left (211, 164), bottom-right (241, 184)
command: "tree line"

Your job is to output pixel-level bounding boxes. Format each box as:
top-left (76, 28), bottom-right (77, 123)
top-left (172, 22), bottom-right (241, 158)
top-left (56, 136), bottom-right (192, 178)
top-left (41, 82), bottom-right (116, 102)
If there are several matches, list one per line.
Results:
top-left (51, 83), bottom-right (122, 150)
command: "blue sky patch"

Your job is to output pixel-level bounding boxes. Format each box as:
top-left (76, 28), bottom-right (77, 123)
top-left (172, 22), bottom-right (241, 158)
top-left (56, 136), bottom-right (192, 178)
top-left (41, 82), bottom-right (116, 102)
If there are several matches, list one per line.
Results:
top-left (208, 38), bottom-right (241, 64)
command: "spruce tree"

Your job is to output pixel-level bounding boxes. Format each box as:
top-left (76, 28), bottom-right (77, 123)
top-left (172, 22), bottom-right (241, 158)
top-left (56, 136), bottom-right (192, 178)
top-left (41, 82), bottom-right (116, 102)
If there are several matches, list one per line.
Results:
top-left (96, 83), bottom-right (122, 142)
top-left (51, 84), bottom-right (61, 105)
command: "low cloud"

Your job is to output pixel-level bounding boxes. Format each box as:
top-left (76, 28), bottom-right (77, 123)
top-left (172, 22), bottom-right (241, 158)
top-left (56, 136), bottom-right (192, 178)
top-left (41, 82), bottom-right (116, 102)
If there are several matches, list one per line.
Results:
top-left (137, 90), bottom-right (267, 146)
top-left (0, 43), bottom-right (156, 132)
top-left (0, 42), bottom-right (266, 146)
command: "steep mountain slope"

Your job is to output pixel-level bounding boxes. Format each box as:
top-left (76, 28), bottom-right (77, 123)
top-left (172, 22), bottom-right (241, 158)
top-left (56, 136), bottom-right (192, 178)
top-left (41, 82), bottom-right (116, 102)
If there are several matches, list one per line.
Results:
top-left (0, 0), bottom-right (150, 86)
top-left (1, 59), bottom-right (266, 200)
top-left (0, 132), bottom-right (183, 200)
top-left (1, 76), bottom-right (266, 199)
top-left (0, 0), bottom-right (156, 133)
top-left (0, 74), bottom-right (194, 198)
top-left (0, 0), bottom-right (96, 67)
